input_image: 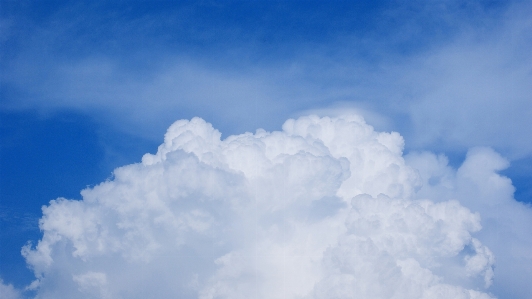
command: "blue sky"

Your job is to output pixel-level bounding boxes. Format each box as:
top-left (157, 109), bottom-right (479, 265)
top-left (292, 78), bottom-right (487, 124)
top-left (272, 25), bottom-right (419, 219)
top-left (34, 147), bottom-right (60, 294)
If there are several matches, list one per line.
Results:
top-left (1, 1), bottom-right (531, 298)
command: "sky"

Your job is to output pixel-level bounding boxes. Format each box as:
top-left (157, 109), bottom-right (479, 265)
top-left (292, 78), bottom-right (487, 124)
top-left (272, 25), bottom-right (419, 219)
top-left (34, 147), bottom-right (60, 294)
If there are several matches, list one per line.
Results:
top-left (0, 1), bottom-right (531, 298)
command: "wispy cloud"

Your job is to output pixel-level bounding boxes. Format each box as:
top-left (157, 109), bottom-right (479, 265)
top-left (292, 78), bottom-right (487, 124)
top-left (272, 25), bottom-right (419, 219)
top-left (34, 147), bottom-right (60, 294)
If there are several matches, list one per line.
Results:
top-left (2, 1), bottom-right (530, 157)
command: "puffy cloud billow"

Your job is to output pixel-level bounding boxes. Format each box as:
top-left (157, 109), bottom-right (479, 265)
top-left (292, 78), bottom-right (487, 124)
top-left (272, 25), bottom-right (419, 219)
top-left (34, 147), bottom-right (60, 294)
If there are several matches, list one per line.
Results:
top-left (22, 115), bottom-right (531, 298)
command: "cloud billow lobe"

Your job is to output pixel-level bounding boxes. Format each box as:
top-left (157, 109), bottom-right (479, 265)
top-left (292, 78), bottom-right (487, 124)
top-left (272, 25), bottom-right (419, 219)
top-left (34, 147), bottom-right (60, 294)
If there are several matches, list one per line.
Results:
top-left (22, 114), bottom-right (531, 298)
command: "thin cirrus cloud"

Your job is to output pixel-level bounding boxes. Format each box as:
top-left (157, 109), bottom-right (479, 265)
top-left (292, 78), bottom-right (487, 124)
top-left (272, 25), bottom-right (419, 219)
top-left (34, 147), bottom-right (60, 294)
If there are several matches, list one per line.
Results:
top-left (1, 1), bottom-right (531, 159)
top-left (20, 114), bottom-right (530, 299)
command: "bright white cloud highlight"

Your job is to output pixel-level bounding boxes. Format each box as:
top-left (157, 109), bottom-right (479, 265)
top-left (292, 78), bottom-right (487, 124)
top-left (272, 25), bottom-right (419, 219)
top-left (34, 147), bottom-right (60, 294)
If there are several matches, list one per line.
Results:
top-left (21, 114), bottom-right (532, 298)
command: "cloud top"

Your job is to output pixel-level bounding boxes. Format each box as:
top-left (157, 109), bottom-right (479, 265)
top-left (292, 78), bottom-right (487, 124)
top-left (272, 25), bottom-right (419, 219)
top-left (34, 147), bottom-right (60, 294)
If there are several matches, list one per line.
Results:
top-left (18, 115), bottom-right (508, 298)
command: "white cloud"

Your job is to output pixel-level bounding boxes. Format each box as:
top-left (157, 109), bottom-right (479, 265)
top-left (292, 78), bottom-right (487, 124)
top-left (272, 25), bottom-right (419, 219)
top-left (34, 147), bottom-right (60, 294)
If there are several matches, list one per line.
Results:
top-left (22, 114), bottom-right (530, 298)
top-left (72, 272), bottom-right (110, 299)
top-left (0, 279), bottom-right (22, 299)
top-left (310, 194), bottom-right (495, 299)
top-left (406, 147), bottom-right (532, 298)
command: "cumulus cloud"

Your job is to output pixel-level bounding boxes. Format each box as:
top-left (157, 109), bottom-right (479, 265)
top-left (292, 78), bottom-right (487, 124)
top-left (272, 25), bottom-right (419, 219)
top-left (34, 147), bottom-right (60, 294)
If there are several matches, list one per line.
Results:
top-left (406, 148), bottom-right (532, 298)
top-left (20, 114), bottom-right (532, 298)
